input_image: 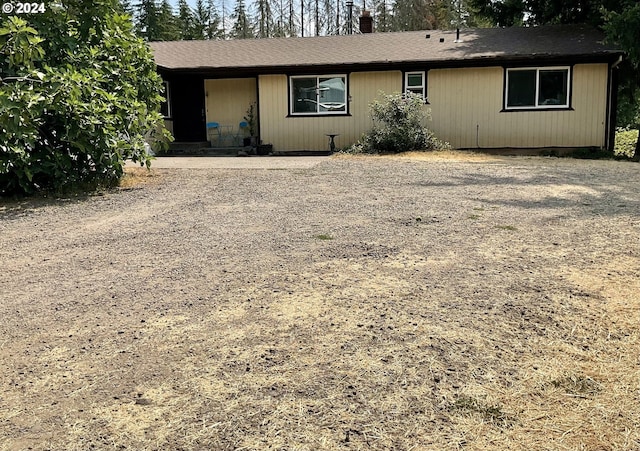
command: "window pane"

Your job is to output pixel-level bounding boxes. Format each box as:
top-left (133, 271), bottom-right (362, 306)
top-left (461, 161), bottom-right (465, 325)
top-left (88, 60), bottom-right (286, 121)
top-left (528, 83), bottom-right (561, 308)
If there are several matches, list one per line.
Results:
top-left (407, 73), bottom-right (423, 87)
top-left (318, 77), bottom-right (346, 112)
top-left (292, 78), bottom-right (318, 113)
top-left (507, 70), bottom-right (536, 107)
top-left (538, 70), bottom-right (568, 106)
top-left (407, 87), bottom-right (424, 97)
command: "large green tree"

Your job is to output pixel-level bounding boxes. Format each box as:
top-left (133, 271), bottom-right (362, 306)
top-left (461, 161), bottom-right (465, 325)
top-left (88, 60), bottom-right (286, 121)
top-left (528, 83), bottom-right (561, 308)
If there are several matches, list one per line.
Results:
top-left (0, 0), bottom-right (169, 195)
top-left (157, 0), bottom-right (180, 40)
top-left (176, 0), bottom-right (196, 39)
top-left (135, 0), bottom-right (161, 40)
top-left (603, 1), bottom-right (640, 159)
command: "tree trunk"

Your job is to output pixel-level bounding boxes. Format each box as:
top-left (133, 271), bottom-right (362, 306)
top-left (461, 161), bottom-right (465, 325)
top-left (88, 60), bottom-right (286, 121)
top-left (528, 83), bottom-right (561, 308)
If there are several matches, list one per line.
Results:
top-left (633, 130), bottom-right (640, 161)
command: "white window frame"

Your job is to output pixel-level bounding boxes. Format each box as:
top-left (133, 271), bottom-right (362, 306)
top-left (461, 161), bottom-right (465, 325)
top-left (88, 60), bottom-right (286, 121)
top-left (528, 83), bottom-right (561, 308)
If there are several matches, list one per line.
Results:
top-left (505, 66), bottom-right (571, 110)
top-left (404, 71), bottom-right (426, 101)
top-left (161, 81), bottom-right (171, 118)
top-left (289, 75), bottom-right (348, 116)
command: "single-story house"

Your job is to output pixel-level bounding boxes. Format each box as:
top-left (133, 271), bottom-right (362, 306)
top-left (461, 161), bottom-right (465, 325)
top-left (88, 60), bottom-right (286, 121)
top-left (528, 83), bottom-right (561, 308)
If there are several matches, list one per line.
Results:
top-left (149, 23), bottom-right (623, 152)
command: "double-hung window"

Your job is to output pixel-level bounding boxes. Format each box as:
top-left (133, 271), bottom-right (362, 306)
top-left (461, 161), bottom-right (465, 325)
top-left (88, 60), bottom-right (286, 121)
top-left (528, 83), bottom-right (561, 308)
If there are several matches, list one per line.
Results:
top-left (290, 75), bottom-right (347, 115)
top-left (405, 71), bottom-right (426, 101)
top-left (505, 67), bottom-right (570, 110)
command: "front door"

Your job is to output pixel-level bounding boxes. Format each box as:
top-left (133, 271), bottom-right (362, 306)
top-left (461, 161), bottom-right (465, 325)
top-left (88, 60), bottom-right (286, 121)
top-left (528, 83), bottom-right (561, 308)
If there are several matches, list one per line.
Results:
top-left (170, 74), bottom-right (206, 142)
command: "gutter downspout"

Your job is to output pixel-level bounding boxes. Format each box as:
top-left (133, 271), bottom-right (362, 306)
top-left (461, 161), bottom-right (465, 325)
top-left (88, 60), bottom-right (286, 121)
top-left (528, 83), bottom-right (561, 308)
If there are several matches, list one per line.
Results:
top-left (606, 55), bottom-right (623, 151)
top-left (612, 55), bottom-right (623, 69)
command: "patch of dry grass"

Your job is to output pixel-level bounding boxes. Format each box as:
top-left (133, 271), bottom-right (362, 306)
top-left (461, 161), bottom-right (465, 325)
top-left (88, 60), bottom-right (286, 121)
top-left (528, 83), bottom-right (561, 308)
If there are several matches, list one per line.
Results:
top-left (1, 158), bottom-right (639, 450)
top-left (333, 149), bottom-right (500, 162)
top-left (118, 166), bottom-right (163, 189)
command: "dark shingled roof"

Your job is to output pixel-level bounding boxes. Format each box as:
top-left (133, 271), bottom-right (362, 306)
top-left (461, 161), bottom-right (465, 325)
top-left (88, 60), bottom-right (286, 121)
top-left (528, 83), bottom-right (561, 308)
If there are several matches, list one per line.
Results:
top-left (150, 25), bottom-right (622, 72)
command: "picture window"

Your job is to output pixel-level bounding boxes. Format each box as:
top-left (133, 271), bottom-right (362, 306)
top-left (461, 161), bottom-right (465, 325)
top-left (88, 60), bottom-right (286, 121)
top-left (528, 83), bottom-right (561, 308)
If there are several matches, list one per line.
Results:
top-left (505, 67), bottom-right (570, 109)
top-left (290, 75), bottom-right (347, 115)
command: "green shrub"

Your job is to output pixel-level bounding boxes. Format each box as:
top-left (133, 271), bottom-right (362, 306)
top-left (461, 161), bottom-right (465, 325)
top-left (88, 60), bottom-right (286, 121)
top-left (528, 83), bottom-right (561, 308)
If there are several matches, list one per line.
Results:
top-left (0, 3), bottom-right (170, 196)
top-left (346, 92), bottom-right (449, 154)
top-left (614, 128), bottom-right (639, 158)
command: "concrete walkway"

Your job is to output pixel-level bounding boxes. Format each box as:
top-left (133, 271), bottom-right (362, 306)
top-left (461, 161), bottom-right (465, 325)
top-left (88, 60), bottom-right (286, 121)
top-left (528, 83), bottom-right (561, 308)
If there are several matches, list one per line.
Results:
top-left (129, 156), bottom-right (329, 169)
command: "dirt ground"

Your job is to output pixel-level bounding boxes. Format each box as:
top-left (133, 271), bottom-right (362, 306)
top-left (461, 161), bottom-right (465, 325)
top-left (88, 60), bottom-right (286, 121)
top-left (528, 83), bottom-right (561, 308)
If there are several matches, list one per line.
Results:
top-left (1, 153), bottom-right (639, 450)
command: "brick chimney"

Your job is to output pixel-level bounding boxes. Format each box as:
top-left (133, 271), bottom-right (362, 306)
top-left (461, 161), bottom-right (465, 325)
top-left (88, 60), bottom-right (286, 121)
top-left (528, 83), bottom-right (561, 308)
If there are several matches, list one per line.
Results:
top-left (359, 10), bottom-right (373, 33)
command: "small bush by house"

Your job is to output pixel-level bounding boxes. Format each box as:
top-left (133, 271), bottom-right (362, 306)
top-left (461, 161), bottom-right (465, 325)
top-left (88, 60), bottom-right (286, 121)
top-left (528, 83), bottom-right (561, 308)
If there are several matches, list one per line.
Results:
top-left (346, 92), bottom-right (449, 154)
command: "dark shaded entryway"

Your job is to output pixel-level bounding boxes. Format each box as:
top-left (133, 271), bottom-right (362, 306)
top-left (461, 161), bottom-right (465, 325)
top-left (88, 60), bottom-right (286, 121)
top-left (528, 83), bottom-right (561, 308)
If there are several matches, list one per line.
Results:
top-left (165, 73), bottom-right (206, 142)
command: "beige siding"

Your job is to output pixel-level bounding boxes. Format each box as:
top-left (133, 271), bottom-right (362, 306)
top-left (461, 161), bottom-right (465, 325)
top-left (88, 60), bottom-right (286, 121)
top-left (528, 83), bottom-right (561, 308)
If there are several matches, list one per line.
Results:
top-left (428, 64), bottom-right (609, 149)
top-left (258, 72), bottom-right (402, 152)
top-left (205, 78), bottom-right (257, 130)
top-left (255, 64), bottom-right (608, 151)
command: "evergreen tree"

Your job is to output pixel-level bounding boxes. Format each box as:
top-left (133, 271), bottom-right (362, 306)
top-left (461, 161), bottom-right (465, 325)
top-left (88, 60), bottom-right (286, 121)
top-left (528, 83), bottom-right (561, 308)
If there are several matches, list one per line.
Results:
top-left (157, 0), bottom-right (180, 40)
top-left (254, 0), bottom-right (273, 37)
top-left (272, 0), bottom-right (286, 36)
top-left (392, 0), bottom-right (455, 31)
top-left (374, 0), bottom-right (392, 32)
top-left (136, 0), bottom-right (160, 40)
top-left (287, 0), bottom-right (297, 36)
top-left (176, 0), bottom-right (196, 39)
top-left (230, 0), bottom-right (254, 38)
top-left (119, 0), bottom-right (135, 16)
top-left (206, 0), bottom-right (225, 39)
top-left (220, 0), bottom-right (229, 37)
top-left (320, 0), bottom-right (336, 35)
top-left (192, 0), bottom-right (210, 38)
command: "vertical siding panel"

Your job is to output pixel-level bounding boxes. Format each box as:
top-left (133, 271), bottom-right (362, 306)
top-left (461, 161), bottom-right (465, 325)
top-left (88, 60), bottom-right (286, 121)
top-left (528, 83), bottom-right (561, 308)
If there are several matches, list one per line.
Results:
top-left (430, 67), bottom-right (505, 149)
top-left (586, 67), bottom-right (597, 145)
top-left (583, 66), bottom-right (594, 145)
top-left (575, 64), bottom-right (607, 147)
top-left (539, 113), bottom-right (547, 148)
top-left (429, 71), bottom-right (441, 144)
top-left (468, 71), bottom-right (477, 149)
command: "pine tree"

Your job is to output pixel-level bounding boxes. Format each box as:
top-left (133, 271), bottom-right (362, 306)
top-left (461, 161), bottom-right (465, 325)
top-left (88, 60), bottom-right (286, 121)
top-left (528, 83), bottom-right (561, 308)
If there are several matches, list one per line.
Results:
top-left (287, 0), bottom-right (296, 36)
top-left (136, 0), bottom-right (160, 40)
top-left (176, 0), bottom-right (196, 39)
top-left (193, 0), bottom-right (211, 38)
top-left (220, 0), bottom-right (229, 37)
top-left (206, 0), bottom-right (224, 39)
top-left (254, 0), bottom-right (273, 37)
top-left (392, 0), bottom-right (453, 31)
top-left (157, 0), bottom-right (180, 40)
top-left (374, 0), bottom-right (391, 31)
top-left (119, 0), bottom-right (135, 17)
top-left (321, 0), bottom-right (336, 34)
top-left (272, 0), bottom-right (286, 36)
top-left (231, 0), bottom-right (254, 38)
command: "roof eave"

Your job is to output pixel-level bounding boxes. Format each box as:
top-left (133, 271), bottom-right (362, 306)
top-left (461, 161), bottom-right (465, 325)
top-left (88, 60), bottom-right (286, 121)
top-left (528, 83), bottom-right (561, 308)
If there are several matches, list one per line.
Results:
top-left (156, 51), bottom-right (624, 77)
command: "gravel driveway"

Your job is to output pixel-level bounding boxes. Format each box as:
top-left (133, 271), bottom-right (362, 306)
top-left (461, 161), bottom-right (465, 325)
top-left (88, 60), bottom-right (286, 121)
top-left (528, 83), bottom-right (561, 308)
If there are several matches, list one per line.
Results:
top-left (1, 154), bottom-right (639, 450)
